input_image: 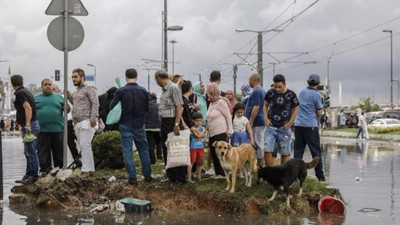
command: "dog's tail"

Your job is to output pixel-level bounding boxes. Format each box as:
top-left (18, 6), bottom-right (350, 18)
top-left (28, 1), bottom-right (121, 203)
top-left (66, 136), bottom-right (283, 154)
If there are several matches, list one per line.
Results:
top-left (306, 157), bottom-right (320, 169)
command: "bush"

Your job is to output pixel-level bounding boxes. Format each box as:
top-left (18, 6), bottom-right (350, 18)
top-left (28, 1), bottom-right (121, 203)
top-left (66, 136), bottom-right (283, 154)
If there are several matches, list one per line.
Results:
top-left (92, 131), bottom-right (125, 169)
top-left (369, 126), bottom-right (400, 134)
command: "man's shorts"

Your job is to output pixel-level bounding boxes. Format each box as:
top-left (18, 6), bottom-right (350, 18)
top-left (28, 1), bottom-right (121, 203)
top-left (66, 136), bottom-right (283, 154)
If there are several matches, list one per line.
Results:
top-left (252, 126), bottom-right (265, 159)
top-left (190, 148), bottom-right (204, 164)
top-left (264, 126), bottom-right (291, 156)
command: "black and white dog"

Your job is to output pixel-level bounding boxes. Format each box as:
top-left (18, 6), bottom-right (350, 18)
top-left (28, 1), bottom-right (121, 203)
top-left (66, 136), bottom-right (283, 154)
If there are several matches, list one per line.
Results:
top-left (257, 157), bottom-right (319, 208)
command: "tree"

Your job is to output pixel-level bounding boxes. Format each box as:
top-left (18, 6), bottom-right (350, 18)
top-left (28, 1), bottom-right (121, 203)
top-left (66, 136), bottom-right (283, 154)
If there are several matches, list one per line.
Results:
top-left (352, 97), bottom-right (381, 112)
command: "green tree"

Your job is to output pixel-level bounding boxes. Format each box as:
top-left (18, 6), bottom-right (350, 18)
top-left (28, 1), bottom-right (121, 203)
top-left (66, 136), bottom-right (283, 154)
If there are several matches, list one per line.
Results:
top-left (352, 97), bottom-right (381, 112)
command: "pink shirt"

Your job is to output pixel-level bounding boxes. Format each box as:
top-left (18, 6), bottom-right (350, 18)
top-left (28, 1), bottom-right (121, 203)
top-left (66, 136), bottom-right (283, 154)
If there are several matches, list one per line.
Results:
top-left (207, 99), bottom-right (234, 137)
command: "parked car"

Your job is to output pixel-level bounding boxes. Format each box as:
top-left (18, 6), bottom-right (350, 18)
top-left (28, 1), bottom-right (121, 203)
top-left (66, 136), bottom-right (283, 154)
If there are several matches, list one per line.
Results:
top-left (368, 118), bottom-right (400, 129)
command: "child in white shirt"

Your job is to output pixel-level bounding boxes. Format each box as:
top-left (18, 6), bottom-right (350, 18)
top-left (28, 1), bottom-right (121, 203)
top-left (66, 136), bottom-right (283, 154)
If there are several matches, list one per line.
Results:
top-left (231, 103), bottom-right (254, 147)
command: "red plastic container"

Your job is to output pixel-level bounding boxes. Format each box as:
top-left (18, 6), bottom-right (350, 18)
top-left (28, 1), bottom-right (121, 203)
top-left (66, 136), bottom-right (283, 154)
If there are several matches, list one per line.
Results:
top-left (318, 196), bottom-right (346, 214)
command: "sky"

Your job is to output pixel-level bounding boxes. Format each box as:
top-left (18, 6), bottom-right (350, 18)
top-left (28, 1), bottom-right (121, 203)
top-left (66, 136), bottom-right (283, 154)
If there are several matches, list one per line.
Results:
top-left (0, 0), bottom-right (399, 106)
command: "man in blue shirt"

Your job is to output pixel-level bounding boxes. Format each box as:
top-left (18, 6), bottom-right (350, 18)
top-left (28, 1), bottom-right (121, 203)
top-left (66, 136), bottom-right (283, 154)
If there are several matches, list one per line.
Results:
top-left (294, 74), bottom-right (326, 182)
top-left (245, 73), bottom-right (266, 167)
top-left (110, 68), bottom-right (152, 185)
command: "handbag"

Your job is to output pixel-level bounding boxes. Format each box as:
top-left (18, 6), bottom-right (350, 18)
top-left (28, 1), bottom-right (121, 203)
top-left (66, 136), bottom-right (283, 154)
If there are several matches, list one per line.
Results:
top-left (106, 101), bottom-right (122, 125)
top-left (106, 77), bottom-right (122, 125)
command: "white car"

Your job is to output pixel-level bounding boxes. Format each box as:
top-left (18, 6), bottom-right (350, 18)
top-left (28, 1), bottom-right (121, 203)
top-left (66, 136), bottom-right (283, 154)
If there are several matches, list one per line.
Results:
top-left (368, 118), bottom-right (400, 129)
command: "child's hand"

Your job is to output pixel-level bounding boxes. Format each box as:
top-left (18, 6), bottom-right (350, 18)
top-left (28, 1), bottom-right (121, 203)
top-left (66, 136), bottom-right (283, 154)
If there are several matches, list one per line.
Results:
top-left (250, 140), bottom-right (255, 146)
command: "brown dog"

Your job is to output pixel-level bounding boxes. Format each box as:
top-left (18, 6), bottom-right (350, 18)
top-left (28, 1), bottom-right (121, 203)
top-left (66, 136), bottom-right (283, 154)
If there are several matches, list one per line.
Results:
top-left (213, 141), bottom-right (256, 193)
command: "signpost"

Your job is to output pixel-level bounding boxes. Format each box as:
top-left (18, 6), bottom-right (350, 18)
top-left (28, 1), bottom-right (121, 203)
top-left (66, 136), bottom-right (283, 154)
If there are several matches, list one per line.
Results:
top-left (45, 0), bottom-right (88, 169)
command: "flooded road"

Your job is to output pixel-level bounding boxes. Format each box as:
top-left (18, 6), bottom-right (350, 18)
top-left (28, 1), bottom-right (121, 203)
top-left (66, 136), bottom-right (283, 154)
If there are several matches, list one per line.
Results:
top-left (0, 135), bottom-right (399, 224)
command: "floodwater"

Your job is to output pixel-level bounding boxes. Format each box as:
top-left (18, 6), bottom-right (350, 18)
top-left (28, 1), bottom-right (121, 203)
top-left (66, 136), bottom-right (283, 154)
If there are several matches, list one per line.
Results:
top-left (0, 135), bottom-right (399, 224)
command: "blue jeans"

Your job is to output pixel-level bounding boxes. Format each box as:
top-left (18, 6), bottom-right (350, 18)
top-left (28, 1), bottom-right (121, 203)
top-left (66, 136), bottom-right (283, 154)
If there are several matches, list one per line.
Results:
top-left (119, 124), bottom-right (151, 180)
top-left (293, 126), bottom-right (325, 180)
top-left (264, 126), bottom-right (292, 156)
top-left (356, 126), bottom-right (363, 139)
top-left (21, 120), bottom-right (40, 178)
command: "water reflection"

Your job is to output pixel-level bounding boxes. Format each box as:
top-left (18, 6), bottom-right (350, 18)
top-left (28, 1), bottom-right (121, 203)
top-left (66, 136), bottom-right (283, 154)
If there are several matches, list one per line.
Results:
top-left (1, 136), bottom-right (399, 224)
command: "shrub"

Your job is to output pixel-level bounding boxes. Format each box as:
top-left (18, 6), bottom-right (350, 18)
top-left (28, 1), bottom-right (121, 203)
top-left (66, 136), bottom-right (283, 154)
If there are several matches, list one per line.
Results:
top-left (92, 131), bottom-right (125, 169)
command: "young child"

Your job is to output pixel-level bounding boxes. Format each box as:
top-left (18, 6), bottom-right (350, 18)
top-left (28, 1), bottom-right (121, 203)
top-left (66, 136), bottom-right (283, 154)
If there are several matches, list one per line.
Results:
top-left (188, 112), bottom-right (206, 182)
top-left (231, 103), bottom-right (255, 147)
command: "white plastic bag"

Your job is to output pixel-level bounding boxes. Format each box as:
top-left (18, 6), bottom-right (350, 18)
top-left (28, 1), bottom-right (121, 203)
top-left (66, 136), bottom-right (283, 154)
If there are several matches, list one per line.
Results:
top-left (165, 129), bottom-right (191, 169)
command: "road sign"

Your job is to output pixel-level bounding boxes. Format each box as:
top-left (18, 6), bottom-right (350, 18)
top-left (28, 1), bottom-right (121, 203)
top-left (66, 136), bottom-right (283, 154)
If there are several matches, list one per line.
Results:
top-left (45, 0), bottom-right (88, 16)
top-left (47, 16), bottom-right (85, 51)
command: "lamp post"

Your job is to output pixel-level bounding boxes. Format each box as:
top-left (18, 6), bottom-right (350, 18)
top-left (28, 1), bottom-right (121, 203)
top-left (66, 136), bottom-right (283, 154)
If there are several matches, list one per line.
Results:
top-left (170, 39), bottom-right (178, 75)
top-left (393, 79), bottom-right (400, 107)
top-left (162, 0), bottom-right (183, 72)
top-left (235, 28), bottom-right (283, 88)
top-left (87, 63), bottom-right (97, 88)
top-left (139, 64), bottom-right (159, 91)
top-left (383, 30), bottom-right (393, 108)
top-left (327, 56), bottom-right (332, 95)
top-left (0, 60), bottom-right (10, 112)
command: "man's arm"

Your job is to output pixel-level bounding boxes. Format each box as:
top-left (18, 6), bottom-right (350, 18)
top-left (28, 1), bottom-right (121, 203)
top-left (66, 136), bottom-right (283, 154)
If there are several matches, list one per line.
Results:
top-left (88, 87), bottom-right (100, 127)
top-left (249, 106), bottom-right (260, 127)
top-left (263, 100), bottom-right (271, 126)
top-left (174, 105), bottom-right (183, 135)
top-left (22, 101), bottom-right (32, 134)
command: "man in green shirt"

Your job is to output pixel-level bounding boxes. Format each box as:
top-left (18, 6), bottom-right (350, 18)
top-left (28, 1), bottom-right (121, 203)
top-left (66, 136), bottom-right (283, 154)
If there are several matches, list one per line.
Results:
top-left (35, 78), bottom-right (67, 176)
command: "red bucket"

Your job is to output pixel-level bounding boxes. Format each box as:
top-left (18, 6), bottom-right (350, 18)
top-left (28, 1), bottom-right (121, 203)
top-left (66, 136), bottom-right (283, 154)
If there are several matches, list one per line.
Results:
top-left (318, 196), bottom-right (346, 214)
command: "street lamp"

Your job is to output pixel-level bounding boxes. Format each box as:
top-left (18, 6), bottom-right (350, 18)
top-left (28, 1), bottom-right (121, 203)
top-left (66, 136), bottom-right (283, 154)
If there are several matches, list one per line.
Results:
top-left (235, 28), bottom-right (283, 88)
top-left (0, 60), bottom-right (11, 112)
top-left (162, 0), bottom-right (183, 72)
top-left (382, 30), bottom-right (393, 108)
top-left (139, 64), bottom-right (159, 91)
top-left (393, 79), bottom-right (400, 107)
top-left (87, 63), bottom-right (97, 88)
top-left (170, 39), bottom-right (178, 75)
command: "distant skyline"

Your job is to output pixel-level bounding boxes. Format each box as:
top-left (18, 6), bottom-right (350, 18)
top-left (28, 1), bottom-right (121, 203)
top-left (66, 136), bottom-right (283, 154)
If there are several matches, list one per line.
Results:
top-left (0, 0), bottom-right (399, 106)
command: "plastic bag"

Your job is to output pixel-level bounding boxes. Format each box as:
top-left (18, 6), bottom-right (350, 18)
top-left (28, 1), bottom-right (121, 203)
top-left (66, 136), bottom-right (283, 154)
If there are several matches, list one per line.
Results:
top-left (106, 101), bottom-right (122, 125)
top-left (165, 129), bottom-right (191, 169)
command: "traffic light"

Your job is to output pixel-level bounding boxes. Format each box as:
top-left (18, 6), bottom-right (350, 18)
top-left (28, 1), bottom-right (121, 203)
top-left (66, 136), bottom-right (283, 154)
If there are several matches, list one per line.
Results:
top-left (55, 70), bottom-right (60, 81)
top-left (323, 96), bottom-right (330, 108)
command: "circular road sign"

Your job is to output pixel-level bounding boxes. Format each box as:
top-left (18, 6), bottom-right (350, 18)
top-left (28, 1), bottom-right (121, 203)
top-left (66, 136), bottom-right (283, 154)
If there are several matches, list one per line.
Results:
top-left (47, 16), bottom-right (85, 52)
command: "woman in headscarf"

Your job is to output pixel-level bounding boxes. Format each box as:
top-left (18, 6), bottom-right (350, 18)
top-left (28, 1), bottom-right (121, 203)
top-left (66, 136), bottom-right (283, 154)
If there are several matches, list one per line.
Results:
top-left (207, 83), bottom-right (234, 178)
top-left (225, 90), bottom-right (237, 114)
top-left (193, 82), bottom-right (207, 126)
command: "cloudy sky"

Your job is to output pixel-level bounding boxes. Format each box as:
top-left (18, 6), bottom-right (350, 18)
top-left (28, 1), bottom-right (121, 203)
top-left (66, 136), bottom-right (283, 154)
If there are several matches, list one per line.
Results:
top-left (0, 0), bottom-right (399, 106)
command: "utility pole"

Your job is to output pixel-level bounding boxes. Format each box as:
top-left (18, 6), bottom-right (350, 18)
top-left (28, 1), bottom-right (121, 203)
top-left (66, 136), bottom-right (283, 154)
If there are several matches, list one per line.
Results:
top-left (327, 56), bottom-right (332, 94)
top-left (383, 30), bottom-right (393, 108)
top-left (233, 64), bottom-right (238, 98)
top-left (163, 0), bottom-right (168, 71)
top-left (257, 32), bottom-right (263, 87)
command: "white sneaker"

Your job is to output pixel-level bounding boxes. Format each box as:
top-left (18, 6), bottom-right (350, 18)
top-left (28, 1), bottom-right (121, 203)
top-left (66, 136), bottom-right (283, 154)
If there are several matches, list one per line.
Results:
top-left (50, 167), bottom-right (60, 176)
top-left (205, 168), bottom-right (215, 175)
top-left (212, 175), bottom-right (225, 179)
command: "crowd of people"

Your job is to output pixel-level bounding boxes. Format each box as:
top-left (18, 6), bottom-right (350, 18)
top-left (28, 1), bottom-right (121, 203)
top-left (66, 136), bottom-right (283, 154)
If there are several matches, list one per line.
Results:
top-left (10, 67), bottom-right (327, 185)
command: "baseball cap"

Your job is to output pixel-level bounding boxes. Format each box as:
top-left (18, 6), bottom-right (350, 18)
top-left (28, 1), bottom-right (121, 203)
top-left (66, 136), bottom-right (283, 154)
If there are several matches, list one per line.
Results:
top-left (308, 74), bottom-right (320, 83)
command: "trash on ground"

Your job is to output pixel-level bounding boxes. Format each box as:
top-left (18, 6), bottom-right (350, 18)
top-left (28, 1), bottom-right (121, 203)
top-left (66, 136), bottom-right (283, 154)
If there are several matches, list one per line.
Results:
top-left (119, 197), bottom-right (151, 213)
top-left (90, 204), bottom-right (109, 213)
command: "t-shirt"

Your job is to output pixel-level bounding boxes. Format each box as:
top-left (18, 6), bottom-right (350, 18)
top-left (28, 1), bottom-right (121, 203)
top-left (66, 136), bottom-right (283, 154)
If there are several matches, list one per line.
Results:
top-left (14, 86), bottom-right (37, 126)
top-left (245, 86), bottom-right (266, 127)
top-left (294, 87), bottom-right (323, 127)
top-left (35, 93), bottom-right (64, 132)
top-left (233, 116), bottom-right (249, 132)
top-left (190, 126), bottom-right (205, 149)
top-left (264, 88), bottom-right (299, 127)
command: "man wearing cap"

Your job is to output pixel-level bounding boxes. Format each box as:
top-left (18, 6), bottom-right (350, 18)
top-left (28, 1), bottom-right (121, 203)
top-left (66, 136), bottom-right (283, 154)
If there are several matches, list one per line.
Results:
top-left (110, 68), bottom-right (152, 185)
top-left (293, 74), bottom-right (326, 182)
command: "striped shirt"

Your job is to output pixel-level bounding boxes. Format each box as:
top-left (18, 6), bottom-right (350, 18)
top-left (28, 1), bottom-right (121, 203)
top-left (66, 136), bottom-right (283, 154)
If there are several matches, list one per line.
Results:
top-left (72, 84), bottom-right (99, 123)
top-left (159, 81), bottom-right (183, 118)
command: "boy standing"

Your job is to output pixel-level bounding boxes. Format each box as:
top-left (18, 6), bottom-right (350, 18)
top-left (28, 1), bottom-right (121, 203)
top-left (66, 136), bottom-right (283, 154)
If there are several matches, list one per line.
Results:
top-left (188, 112), bottom-right (206, 182)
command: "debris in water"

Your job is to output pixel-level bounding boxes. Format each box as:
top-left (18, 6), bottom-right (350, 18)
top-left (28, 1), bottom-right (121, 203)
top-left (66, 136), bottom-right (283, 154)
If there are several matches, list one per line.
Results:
top-left (355, 177), bottom-right (361, 181)
top-left (358, 208), bottom-right (381, 213)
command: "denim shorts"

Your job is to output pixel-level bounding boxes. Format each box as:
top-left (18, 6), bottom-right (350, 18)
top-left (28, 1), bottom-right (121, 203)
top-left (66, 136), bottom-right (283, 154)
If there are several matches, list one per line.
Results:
top-left (264, 126), bottom-right (292, 156)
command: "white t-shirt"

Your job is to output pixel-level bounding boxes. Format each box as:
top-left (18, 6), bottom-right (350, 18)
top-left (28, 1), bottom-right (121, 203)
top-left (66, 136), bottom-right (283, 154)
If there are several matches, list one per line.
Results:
top-left (233, 116), bottom-right (249, 132)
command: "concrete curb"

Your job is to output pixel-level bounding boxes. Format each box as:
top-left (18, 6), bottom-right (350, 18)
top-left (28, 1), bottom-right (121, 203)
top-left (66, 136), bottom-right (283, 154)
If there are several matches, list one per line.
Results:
top-left (321, 130), bottom-right (400, 142)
